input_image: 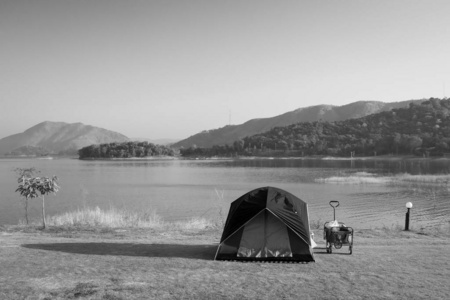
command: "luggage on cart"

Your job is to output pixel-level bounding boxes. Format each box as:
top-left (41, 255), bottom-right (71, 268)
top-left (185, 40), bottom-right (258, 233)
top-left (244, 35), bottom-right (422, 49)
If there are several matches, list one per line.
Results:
top-left (323, 201), bottom-right (353, 254)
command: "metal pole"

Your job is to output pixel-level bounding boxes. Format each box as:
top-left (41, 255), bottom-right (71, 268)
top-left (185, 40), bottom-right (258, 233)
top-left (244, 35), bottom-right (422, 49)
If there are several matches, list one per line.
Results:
top-left (405, 208), bottom-right (410, 231)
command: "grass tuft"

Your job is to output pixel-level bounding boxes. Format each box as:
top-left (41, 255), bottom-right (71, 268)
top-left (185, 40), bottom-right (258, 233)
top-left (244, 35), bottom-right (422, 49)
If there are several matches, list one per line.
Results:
top-left (309, 219), bottom-right (324, 230)
top-left (316, 173), bottom-right (450, 185)
top-left (315, 174), bottom-right (391, 184)
top-left (25, 206), bottom-right (221, 232)
top-left (172, 218), bottom-right (217, 230)
top-left (46, 206), bottom-right (165, 229)
top-left (67, 282), bottom-right (98, 298)
top-left (396, 173), bottom-right (450, 184)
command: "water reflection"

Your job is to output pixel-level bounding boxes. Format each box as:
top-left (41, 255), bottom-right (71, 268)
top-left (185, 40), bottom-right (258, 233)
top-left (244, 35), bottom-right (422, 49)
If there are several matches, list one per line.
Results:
top-left (182, 157), bottom-right (450, 175)
top-left (1, 157), bottom-right (449, 229)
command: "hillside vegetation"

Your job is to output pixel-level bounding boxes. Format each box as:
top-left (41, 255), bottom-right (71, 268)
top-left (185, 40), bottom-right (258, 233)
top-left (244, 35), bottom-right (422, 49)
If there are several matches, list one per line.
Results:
top-left (5, 145), bottom-right (51, 157)
top-left (181, 98), bottom-right (450, 158)
top-left (0, 121), bottom-right (130, 156)
top-left (174, 99), bottom-right (424, 149)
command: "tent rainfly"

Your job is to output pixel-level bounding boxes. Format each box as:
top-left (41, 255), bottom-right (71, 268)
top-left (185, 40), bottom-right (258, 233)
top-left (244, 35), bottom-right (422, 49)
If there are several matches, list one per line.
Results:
top-left (215, 186), bottom-right (315, 262)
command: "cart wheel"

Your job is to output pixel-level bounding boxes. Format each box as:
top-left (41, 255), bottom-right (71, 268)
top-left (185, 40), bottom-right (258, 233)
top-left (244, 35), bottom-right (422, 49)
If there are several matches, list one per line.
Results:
top-left (349, 246), bottom-right (352, 255)
top-left (334, 241), bottom-right (342, 249)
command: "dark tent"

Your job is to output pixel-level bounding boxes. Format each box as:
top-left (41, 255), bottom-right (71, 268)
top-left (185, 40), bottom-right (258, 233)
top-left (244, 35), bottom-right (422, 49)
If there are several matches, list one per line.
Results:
top-left (215, 186), bottom-right (315, 262)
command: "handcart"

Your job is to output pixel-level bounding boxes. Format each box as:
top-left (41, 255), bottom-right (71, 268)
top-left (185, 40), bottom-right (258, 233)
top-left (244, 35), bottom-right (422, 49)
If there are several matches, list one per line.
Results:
top-left (323, 201), bottom-right (353, 254)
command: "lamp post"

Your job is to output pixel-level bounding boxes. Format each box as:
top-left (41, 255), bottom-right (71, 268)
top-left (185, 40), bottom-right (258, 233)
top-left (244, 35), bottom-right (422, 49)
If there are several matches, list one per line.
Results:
top-left (405, 202), bottom-right (413, 231)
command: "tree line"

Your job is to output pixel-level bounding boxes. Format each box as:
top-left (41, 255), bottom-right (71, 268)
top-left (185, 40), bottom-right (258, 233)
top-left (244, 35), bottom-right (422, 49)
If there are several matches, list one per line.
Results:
top-left (180, 98), bottom-right (450, 158)
top-left (78, 141), bottom-right (175, 159)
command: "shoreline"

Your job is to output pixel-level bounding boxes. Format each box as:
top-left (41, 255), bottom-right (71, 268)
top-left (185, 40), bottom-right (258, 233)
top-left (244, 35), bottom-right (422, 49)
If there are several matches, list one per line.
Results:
top-left (78, 155), bottom-right (178, 161)
top-left (187, 154), bottom-right (450, 161)
top-left (2, 153), bottom-right (449, 161)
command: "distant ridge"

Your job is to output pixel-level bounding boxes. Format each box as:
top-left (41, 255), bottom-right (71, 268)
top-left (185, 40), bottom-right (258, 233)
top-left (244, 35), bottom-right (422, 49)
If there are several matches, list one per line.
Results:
top-left (0, 121), bottom-right (130, 156)
top-left (173, 99), bottom-right (426, 148)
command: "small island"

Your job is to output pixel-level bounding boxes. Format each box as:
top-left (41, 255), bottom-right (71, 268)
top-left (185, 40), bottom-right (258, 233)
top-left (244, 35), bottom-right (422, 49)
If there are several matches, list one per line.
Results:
top-left (77, 141), bottom-right (176, 159)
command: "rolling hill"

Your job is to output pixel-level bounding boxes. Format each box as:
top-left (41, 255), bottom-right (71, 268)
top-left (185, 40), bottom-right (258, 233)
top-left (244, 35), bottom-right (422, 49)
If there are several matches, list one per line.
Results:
top-left (0, 121), bottom-right (130, 156)
top-left (173, 100), bottom-right (425, 148)
top-left (181, 98), bottom-right (450, 158)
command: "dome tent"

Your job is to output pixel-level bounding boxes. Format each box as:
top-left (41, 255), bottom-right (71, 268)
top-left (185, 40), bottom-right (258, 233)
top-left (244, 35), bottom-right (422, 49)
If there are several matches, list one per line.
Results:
top-left (215, 186), bottom-right (315, 262)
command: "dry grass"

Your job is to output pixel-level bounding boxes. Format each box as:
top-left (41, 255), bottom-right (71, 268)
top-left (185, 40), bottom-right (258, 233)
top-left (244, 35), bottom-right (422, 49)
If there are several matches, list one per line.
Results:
top-left (316, 175), bottom-right (391, 184)
top-left (2, 206), bottom-right (450, 299)
top-left (23, 206), bottom-right (220, 232)
top-left (396, 173), bottom-right (450, 184)
top-left (46, 206), bottom-right (165, 228)
top-left (1, 226), bottom-right (449, 300)
top-left (316, 172), bottom-right (450, 185)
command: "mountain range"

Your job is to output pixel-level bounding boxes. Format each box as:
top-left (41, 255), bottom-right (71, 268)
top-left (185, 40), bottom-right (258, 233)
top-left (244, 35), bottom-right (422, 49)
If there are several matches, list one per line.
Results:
top-left (173, 100), bottom-right (425, 148)
top-left (180, 98), bottom-right (450, 157)
top-left (0, 121), bottom-right (130, 156)
top-left (0, 99), bottom-right (427, 156)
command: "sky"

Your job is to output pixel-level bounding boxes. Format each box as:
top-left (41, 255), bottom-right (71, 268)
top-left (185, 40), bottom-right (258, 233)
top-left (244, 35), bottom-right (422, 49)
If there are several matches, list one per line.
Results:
top-left (1, 0), bottom-right (450, 140)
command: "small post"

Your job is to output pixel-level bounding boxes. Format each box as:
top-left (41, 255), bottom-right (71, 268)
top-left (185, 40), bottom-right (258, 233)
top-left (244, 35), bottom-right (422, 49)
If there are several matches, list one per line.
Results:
top-left (405, 202), bottom-right (413, 231)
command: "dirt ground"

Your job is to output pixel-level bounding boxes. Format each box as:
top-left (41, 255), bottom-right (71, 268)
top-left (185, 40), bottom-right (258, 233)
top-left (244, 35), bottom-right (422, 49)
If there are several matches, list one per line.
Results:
top-left (1, 227), bottom-right (449, 299)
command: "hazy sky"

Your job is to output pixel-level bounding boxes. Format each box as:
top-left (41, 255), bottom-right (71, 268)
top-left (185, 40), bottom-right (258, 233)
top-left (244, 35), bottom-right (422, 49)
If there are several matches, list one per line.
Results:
top-left (1, 0), bottom-right (450, 140)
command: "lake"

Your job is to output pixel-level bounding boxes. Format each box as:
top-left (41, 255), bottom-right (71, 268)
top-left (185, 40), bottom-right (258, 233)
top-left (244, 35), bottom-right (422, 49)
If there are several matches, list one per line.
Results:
top-left (1, 157), bottom-right (449, 229)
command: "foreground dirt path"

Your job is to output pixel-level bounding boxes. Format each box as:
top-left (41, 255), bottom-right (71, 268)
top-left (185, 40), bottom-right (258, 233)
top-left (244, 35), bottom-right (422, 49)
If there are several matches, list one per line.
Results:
top-left (1, 229), bottom-right (449, 299)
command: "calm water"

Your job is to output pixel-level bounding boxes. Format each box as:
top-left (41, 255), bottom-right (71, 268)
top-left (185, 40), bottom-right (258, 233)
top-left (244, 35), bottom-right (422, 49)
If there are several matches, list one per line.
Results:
top-left (1, 157), bottom-right (449, 229)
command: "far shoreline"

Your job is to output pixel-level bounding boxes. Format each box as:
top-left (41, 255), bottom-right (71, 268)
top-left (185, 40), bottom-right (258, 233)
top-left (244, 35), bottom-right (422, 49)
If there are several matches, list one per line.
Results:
top-left (2, 154), bottom-right (449, 161)
top-left (181, 154), bottom-right (450, 161)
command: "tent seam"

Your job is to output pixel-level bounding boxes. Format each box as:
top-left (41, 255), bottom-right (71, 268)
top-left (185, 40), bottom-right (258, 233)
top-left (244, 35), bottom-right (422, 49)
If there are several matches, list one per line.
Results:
top-left (214, 208), bottom-right (266, 260)
top-left (306, 204), bottom-right (315, 259)
top-left (266, 208), bottom-right (311, 247)
top-left (215, 208), bottom-right (313, 260)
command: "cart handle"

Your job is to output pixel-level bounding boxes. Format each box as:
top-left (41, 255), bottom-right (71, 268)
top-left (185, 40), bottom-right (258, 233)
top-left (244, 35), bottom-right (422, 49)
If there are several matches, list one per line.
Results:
top-left (329, 201), bottom-right (339, 220)
top-left (329, 201), bottom-right (340, 208)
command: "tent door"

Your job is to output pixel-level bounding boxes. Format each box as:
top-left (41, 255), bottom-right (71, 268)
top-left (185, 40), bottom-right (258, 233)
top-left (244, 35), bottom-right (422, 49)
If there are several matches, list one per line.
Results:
top-left (237, 209), bottom-right (292, 258)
